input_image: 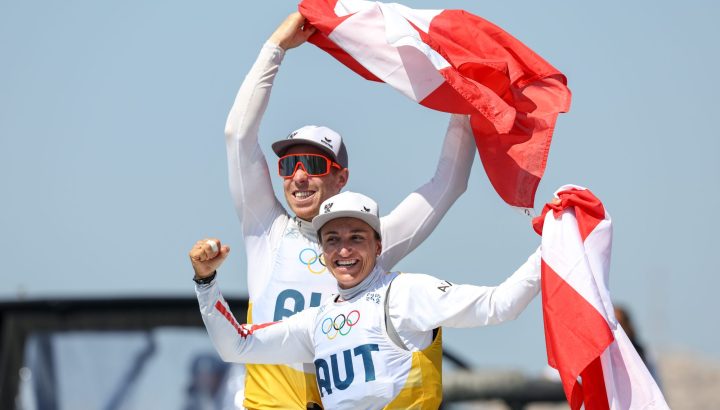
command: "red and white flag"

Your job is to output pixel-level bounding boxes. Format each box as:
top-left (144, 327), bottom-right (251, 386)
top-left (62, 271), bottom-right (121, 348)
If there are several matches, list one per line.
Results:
top-left (299, 0), bottom-right (572, 211)
top-left (532, 186), bottom-right (669, 409)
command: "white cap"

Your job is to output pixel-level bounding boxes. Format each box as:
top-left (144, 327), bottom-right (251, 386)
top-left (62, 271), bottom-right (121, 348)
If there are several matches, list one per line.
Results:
top-left (312, 191), bottom-right (380, 235)
top-left (271, 125), bottom-right (348, 168)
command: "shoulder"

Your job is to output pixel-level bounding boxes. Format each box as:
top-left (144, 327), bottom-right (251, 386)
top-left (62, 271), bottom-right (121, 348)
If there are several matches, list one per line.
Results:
top-left (262, 212), bottom-right (293, 242)
top-left (389, 273), bottom-right (450, 300)
top-left (391, 272), bottom-right (442, 288)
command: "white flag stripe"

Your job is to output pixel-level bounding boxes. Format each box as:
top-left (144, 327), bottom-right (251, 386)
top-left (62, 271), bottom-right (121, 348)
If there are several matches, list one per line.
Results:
top-left (541, 209), bottom-right (609, 322)
top-left (547, 184), bottom-right (616, 324)
top-left (583, 217), bottom-right (616, 325)
top-left (382, 3), bottom-right (442, 37)
top-left (540, 184), bottom-right (669, 408)
top-left (333, 0), bottom-right (442, 34)
top-left (333, 0), bottom-right (374, 16)
top-left (378, 4), bottom-right (449, 70)
top-left (328, 3), bottom-right (447, 102)
top-left (601, 327), bottom-right (668, 409)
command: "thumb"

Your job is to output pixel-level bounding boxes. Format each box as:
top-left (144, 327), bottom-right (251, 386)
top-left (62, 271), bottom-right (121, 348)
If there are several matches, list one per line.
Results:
top-left (219, 245), bottom-right (230, 257)
top-left (301, 24), bottom-right (316, 39)
top-left (215, 246), bottom-right (231, 264)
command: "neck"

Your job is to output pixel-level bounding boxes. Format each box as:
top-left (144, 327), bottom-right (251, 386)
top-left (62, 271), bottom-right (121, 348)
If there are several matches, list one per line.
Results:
top-left (294, 215), bottom-right (312, 223)
top-left (337, 266), bottom-right (380, 302)
top-left (293, 216), bottom-right (318, 238)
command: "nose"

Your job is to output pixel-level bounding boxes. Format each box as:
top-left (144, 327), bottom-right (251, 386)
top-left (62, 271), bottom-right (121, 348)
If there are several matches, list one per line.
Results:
top-left (338, 243), bottom-right (352, 256)
top-left (291, 164), bottom-right (308, 182)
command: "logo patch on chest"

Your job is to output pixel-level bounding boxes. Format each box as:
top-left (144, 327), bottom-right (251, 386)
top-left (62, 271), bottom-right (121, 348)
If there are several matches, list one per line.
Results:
top-left (321, 310), bottom-right (361, 340)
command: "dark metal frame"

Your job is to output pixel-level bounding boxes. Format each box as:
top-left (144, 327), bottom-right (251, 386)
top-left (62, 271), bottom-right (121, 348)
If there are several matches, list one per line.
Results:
top-left (0, 297), bottom-right (248, 410)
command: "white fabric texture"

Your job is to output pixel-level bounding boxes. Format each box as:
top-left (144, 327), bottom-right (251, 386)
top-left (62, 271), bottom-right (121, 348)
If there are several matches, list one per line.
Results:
top-left (196, 251), bottom-right (541, 409)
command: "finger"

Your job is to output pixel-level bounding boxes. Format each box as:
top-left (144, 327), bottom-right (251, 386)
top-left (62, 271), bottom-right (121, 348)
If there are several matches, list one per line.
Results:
top-left (190, 238), bottom-right (220, 261)
top-left (201, 238), bottom-right (222, 257)
top-left (206, 239), bottom-right (219, 254)
top-left (189, 247), bottom-right (206, 262)
top-left (301, 24), bottom-right (316, 39)
top-left (214, 246), bottom-right (231, 266)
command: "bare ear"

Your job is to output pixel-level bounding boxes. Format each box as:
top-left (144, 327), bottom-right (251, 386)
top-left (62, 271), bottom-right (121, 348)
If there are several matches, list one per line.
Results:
top-left (376, 240), bottom-right (382, 256)
top-left (336, 168), bottom-right (349, 190)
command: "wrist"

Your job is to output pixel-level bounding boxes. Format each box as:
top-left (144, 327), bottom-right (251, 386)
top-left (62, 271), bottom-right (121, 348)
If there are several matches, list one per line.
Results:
top-left (265, 39), bottom-right (282, 50)
top-left (193, 270), bottom-right (217, 285)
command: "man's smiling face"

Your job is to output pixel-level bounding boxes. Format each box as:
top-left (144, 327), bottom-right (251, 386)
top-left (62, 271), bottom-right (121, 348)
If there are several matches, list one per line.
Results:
top-left (319, 217), bottom-right (381, 289)
top-left (281, 144), bottom-right (348, 221)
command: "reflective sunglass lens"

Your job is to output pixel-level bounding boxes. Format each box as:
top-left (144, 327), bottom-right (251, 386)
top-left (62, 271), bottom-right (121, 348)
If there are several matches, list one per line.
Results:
top-left (278, 155), bottom-right (331, 177)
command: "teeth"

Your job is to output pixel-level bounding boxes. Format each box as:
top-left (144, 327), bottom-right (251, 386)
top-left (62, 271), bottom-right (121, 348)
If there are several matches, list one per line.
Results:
top-left (336, 260), bottom-right (357, 267)
top-left (294, 191), bottom-right (315, 199)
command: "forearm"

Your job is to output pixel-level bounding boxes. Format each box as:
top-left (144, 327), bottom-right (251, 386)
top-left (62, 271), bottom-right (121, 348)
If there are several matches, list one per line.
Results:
top-left (224, 42), bottom-right (286, 226)
top-left (196, 280), bottom-right (314, 364)
top-left (471, 247), bottom-right (541, 325)
top-left (379, 114), bottom-right (475, 268)
top-left (390, 248), bottom-right (541, 332)
top-left (224, 42), bottom-right (284, 150)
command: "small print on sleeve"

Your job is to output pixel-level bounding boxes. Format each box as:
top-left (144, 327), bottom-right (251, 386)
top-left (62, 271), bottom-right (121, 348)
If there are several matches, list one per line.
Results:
top-left (436, 280), bottom-right (453, 293)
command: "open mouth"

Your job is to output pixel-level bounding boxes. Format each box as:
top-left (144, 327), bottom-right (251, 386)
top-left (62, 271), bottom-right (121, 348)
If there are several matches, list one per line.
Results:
top-left (293, 190), bottom-right (316, 200)
top-left (335, 259), bottom-right (358, 268)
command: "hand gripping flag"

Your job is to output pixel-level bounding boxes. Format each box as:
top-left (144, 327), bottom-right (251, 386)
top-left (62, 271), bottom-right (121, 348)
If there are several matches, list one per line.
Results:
top-left (532, 185), bottom-right (669, 410)
top-left (298, 0), bottom-right (572, 211)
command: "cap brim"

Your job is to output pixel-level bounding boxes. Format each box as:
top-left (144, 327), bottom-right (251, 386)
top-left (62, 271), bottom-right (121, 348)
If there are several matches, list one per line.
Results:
top-left (271, 139), bottom-right (339, 164)
top-left (312, 211), bottom-right (381, 236)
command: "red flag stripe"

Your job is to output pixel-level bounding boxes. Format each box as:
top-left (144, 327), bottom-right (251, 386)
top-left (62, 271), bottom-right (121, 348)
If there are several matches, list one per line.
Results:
top-left (537, 186), bottom-right (669, 409)
top-left (578, 356), bottom-right (611, 410)
top-left (541, 260), bottom-right (614, 409)
top-left (538, 187), bottom-right (614, 321)
top-left (299, 0), bottom-right (571, 209)
top-left (533, 187), bottom-right (605, 240)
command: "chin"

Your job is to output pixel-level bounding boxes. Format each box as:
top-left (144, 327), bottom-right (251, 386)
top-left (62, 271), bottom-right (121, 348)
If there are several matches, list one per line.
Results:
top-left (333, 276), bottom-right (354, 289)
top-left (290, 204), bottom-right (319, 220)
top-left (340, 277), bottom-right (362, 289)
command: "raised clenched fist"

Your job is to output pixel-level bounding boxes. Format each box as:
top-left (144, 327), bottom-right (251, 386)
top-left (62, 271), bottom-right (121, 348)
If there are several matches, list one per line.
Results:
top-left (189, 238), bottom-right (230, 280)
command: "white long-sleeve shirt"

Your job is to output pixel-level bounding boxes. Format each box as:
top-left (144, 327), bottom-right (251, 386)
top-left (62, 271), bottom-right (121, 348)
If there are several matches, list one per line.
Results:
top-left (197, 249), bottom-right (540, 409)
top-left (222, 41), bottom-right (476, 408)
top-left (225, 43), bottom-right (477, 293)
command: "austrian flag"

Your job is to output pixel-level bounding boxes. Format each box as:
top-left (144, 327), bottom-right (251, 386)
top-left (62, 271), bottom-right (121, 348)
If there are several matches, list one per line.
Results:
top-left (298, 0), bottom-right (572, 210)
top-left (533, 186), bottom-right (669, 409)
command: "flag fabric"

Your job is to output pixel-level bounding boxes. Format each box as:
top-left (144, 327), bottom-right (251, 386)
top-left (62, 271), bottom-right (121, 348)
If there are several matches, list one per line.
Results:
top-left (532, 185), bottom-right (669, 409)
top-left (298, 0), bottom-right (572, 211)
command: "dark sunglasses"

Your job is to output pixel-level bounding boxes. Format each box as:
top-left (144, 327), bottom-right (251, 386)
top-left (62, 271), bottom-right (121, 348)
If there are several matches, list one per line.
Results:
top-left (278, 153), bottom-right (342, 178)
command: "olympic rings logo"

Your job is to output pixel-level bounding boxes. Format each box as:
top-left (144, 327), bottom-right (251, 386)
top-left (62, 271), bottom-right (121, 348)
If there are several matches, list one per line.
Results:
top-left (321, 310), bottom-right (360, 340)
top-left (299, 248), bottom-right (326, 274)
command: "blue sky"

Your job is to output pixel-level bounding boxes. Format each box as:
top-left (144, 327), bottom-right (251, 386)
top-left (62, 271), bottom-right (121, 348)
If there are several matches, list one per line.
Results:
top-left (1, 1), bottom-right (718, 373)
